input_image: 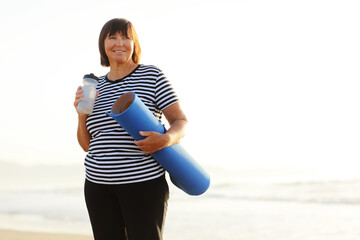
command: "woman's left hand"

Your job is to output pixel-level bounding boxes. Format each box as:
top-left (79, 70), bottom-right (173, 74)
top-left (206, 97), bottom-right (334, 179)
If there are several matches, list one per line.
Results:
top-left (134, 131), bottom-right (171, 154)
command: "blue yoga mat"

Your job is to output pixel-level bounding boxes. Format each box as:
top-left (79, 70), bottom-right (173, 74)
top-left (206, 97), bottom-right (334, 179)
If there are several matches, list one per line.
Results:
top-left (106, 92), bottom-right (210, 195)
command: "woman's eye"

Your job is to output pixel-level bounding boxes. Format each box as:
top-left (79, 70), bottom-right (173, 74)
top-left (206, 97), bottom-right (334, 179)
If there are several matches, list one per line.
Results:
top-left (107, 35), bottom-right (130, 40)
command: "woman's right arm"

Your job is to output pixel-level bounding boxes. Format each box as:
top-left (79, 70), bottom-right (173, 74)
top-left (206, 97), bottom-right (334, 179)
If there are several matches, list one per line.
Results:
top-left (74, 86), bottom-right (91, 152)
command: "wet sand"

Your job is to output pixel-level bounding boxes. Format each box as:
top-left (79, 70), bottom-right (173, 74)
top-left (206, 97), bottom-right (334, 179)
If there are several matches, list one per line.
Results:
top-left (0, 229), bottom-right (92, 240)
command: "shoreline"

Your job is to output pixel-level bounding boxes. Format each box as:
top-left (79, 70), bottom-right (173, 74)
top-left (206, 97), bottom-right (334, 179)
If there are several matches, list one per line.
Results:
top-left (0, 229), bottom-right (92, 240)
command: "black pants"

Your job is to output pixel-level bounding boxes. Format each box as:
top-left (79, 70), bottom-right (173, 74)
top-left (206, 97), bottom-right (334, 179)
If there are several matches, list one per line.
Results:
top-left (84, 176), bottom-right (169, 240)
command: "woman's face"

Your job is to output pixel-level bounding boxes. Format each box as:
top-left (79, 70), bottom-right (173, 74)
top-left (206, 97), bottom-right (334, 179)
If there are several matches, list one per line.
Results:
top-left (104, 32), bottom-right (134, 65)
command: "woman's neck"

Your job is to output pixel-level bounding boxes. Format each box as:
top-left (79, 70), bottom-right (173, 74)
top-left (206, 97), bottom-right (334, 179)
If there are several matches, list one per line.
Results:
top-left (107, 61), bottom-right (138, 81)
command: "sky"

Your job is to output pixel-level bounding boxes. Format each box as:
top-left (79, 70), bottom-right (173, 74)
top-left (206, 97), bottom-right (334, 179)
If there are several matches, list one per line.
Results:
top-left (0, 0), bottom-right (359, 176)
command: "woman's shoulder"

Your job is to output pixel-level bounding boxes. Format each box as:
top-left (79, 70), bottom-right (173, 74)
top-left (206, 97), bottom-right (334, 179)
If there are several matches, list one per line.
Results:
top-left (138, 64), bottom-right (163, 74)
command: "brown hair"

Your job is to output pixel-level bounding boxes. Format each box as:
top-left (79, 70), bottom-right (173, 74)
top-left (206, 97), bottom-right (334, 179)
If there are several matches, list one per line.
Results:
top-left (98, 18), bottom-right (141, 66)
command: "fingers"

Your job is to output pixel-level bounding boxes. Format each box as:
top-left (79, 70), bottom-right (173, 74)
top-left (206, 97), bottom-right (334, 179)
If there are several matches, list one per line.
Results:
top-left (139, 131), bottom-right (152, 137)
top-left (134, 140), bottom-right (150, 154)
top-left (135, 131), bottom-right (155, 145)
top-left (75, 86), bottom-right (84, 98)
top-left (74, 86), bottom-right (85, 110)
top-left (134, 132), bottom-right (152, 153)
top-left (134, 131), bottom-right (167, 154)
top-left (134, 138), bottom-right (146, 146)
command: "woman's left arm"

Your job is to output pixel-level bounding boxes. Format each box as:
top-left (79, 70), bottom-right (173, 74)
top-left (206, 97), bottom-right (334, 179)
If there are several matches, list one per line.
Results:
top-left (134, 102), bottom-right (188, 154)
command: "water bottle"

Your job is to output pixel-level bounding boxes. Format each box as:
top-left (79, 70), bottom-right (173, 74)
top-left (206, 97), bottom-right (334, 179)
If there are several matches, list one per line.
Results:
top-left (77, 73), bottom-right (99, 114)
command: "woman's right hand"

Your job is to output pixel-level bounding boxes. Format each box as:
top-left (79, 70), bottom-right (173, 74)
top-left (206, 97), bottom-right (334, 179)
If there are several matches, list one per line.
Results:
top-left (75, 86), bottom-right (93, 152)
top-left (74, 86), bottom-right (87, 116)
top-left (74, 86), bottom-right (99, 116)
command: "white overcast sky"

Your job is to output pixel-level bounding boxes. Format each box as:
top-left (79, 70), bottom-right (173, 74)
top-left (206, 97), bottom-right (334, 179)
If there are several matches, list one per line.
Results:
top-left (0, 0), bottom-right (359, 177)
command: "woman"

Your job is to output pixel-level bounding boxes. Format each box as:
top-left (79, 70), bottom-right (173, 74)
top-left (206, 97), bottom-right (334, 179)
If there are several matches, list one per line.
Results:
top-left (73, 18), bottom-right (187, 240)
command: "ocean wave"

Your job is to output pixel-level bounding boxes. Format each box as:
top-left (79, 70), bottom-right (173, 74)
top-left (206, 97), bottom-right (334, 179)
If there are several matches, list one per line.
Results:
top-left (216, 195), bottom-right (360, 205)
top-left (206, 179), bottom-right (360, 206)
top-left (279, 179), bottom-right (360, 186)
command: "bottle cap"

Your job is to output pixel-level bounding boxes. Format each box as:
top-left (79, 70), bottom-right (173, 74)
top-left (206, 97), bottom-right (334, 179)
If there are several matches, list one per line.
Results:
top-left (83, 73), bottom-right (99, 81)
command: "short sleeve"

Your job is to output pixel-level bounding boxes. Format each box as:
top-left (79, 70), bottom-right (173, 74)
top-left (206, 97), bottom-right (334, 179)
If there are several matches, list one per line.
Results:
top-left (155, 68), bottom-right (179, 110)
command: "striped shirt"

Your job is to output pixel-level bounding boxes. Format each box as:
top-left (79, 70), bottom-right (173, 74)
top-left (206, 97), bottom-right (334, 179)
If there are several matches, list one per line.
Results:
top-left (85, 64), bottom-right (179, 184)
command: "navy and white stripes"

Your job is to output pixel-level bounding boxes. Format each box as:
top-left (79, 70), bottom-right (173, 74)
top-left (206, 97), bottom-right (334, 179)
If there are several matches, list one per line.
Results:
top-left (84, 64), bottom-right (178, 184)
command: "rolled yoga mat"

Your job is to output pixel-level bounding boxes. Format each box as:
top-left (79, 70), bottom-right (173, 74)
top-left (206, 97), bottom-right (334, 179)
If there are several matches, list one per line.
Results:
top-left (106, 92), bottom-right (210, 195)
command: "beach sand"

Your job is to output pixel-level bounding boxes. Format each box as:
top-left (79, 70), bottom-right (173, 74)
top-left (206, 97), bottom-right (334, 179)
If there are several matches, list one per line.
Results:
top-left (0, 229), bottom-right (92, 240)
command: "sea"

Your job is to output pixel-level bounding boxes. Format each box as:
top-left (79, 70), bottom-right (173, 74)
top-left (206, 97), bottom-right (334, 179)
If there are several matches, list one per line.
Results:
top-left (1, 160), bottom-right (360, 240)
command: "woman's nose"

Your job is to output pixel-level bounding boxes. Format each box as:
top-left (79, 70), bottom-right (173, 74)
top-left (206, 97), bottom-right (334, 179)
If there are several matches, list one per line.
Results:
top-left (115, 39), bottom-right (124, 46)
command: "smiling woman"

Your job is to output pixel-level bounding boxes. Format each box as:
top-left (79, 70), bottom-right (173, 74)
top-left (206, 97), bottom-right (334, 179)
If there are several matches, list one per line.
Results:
top-left (98, 18), bottom-right (141, 67)
top-left (73, 18), bottom-right (188, 240)
top-left (105, 33), bottom-right (134, 64)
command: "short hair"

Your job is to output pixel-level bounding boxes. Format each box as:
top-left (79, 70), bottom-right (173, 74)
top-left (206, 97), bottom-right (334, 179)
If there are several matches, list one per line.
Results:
top-left (98, 18), bottom-right (141, 66)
